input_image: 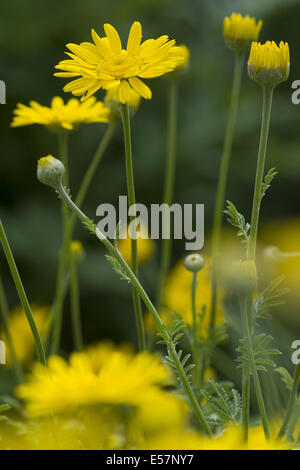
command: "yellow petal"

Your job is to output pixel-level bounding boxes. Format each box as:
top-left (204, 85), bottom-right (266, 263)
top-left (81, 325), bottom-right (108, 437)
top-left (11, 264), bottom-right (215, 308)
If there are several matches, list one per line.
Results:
top-left (127, 21), bottom-right (142, 54)
top-left (104, 23), bottom-right (122, 54)
top-left (128, 77), bottom-right (152, 99)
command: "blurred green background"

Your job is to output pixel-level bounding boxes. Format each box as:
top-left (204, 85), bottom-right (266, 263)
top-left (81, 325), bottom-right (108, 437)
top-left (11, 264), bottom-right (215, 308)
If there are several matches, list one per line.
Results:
top-left (0, 0), bottom-right (299, 374)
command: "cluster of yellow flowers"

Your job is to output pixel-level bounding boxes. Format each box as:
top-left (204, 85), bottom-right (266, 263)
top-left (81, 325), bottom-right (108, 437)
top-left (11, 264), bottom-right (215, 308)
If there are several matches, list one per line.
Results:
top-left (2, 13), bottom-right (294, 451)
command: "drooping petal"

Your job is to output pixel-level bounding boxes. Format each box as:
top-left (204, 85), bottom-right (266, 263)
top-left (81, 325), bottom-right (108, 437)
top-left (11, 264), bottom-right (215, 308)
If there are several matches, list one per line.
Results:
top-left (128, 77), bottom-right (152, 99)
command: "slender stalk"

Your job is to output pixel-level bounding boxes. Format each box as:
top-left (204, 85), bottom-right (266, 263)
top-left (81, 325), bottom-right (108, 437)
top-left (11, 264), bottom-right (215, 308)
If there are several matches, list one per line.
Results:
top-left (69, 254), bottom-right (83, 350)
top-left (56, 184), bottom-right (211, 435)
top-left (46, 126), bottom-right (114, 351)
top-left (120, 103), bottom-right (145, 352)
top-left (286, 403), bottom-right (300, 442)
top-left (0, 220), bottom-right (46, 365)
top-left (240, 296), bottom-right (270, 439)
top-left (191, 272), bottom-right (201, 385)
top-left (0, 272), bottom-right (23, 382)
top-left (210, 51), bottom-right (244, 329)
top-left (156, 80), bottom-right (178, 310)
top-left (247, 86), bottom-right (274, 261)
top-left (50, 132), bottom-right (70, 355)
top-left (277, 363), bottom-right (300, 439)
top-left (241, 372), bottom-right (251, 441)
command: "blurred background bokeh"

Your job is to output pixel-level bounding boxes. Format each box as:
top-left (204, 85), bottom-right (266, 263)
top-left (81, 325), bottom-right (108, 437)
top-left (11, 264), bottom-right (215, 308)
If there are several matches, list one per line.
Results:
top-left (1, 0), bottom-right (300, 407)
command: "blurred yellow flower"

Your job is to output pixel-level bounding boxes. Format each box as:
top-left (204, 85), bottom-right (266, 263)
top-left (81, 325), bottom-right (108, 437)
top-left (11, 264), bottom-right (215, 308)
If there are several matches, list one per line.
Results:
top-left (15, 343), bottom-right (178, 418)
top-left (11, 96), bottom-right (111, 131)
top-left (70, 240), bottom-right (85, 262)
top-left (105, 86), bottom-right (141, 111)
top-left (118, 225), bottom-right (155, 265)
top-left (1, 305), bottom-right (50, 366)
top-left (146, 257), bottom-right (224, 336)
top-left (55, 21), bottom-right (185, 103)
top-left (223, 13), bottom-right (262, 42)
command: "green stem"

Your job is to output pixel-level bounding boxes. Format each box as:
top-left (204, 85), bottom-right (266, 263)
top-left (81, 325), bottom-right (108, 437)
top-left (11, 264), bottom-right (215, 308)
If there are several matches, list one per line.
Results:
top-left (120, 103), bottom-right (145, 352)
top-left (210, 51), bottom-right (244, 329)
top-left (50, 132), bottom-right (70, 355)
top-left (241, 371), bottom-right (251, 441)
top-left (277, 363), bottom-right (300, 439)
top-left (191, 271), bottom-right (201, 386)
top-left (286, 403), bottom-right (300, 442)
top-left (240, 296), bottom-right (270, 440)
top-left (156, 80), bottom-right (178, 310)
top-left (0, 272), bottom-right (24, 382)
top-left (56, 184), bottom-right (211, 435)
top-left (247, 86), bottom-right (274, 261)
top-left (46, 126), bottom-right (114, 352)
top-left (69, 254), bottom-right (83, 351)
top-left (0, 220), bottom-right (46, 366)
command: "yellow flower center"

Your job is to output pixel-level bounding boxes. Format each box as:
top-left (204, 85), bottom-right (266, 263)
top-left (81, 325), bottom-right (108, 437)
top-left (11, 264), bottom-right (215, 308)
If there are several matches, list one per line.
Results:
top-left (98, 51), bottom-right (142, 79)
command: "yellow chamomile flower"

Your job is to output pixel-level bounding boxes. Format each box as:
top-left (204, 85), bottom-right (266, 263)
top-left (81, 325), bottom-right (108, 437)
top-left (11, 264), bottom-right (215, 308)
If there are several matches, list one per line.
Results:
top-left (11, 96), bottom-right (111, 131)
top-left (15, 343), bottom-right (180, 418)
top-left (118, 225), bottom-right (155, 265)
top-left (223, 13), bottom-right (262, 52)
top-left (54, 21), bottom-right (185, 103)
top-left (1, 305), bottom-right (50, 366)
top-left (248, 41), bottom-right (290, 87)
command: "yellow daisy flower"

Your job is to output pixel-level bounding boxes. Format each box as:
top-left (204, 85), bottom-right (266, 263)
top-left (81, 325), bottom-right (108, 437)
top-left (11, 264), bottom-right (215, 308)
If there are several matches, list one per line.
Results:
top-left (1, 305), bottom-right (50, 366)
top-left (248, 41), bottom-right (290, 86)
top-left (54, 21), bottom-right (185, 103)
top-left (223, 13), bottom-right (262, 41)
top-left (11, 96), bottom-right (111, 131)
top-left (15, 343), bottom-right (177, 418)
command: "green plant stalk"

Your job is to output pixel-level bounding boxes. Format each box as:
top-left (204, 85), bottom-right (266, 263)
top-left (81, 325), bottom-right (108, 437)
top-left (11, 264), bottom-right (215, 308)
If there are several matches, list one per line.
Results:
top-left (241, 372), bottom-right (251, 441)
top-left (50, 132), bottom-right (70, 355)
top-left (69, 254), bottom-right (83, 351)
top-left (240, 296), bottom-right (270, 440)
top-left (286, 403), bottom-right (300, 442)
top-left (191, 271), bottom-right (201, 386)
top-left (46, 126), bottom-right (115, 352)
top-left (277, 363), bottom-right (300, 439)
top-left (120, 103), bottom-right (145, 352)
top-left (0, 272), bottom-right (23, 382)
top-left (247, 86), bottom-right (274, 261)
top-left (210, 51), bottom-right (244, 329)
top-left (0, 219), bottom-right (46, 366)
top-left (156, 80), bottom-right (178, 310)
top-left (56, 184), bottom-right (211, 435)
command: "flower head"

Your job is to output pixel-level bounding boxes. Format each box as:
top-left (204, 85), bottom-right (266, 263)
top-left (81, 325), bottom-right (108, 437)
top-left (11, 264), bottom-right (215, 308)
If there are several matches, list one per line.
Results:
top-left (248, 41), bottom-right (290, 87)
top-left (70, 240), bottom-right (85, 262)
top-left (11, 96), bottom-right (111, 131)
top-left (15, 343), bottom-right (176, 418)
top-left (54, 21), bottom-right (185, 103)
top-left (223, 13), bottom-right (262, 52)
top-left (37, 155), bottom-right (65, 189)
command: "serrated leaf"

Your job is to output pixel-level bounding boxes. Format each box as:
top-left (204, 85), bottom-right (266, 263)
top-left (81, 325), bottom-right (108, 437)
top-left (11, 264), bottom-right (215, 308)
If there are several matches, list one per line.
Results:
top-left (275, 367), bottom-right (294, 392)
top-left (105, 255), bottom-right (130, 282)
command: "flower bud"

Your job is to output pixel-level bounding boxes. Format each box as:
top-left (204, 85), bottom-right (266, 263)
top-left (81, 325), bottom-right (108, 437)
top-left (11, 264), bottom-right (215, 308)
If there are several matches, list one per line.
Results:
top-left (248, 41), bottom-right (290, 88)
top-left (37, 155), bottom-right (65, 189)
top-left (223, 13), bottom-right (262, 53)
top-left (184, 253), bottom-right (205, 273)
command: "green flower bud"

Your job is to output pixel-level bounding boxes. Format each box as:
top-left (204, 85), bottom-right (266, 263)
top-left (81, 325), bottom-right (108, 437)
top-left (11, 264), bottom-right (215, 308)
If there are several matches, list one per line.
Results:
top-left (37, 155), bottom-right (65, 189)
top-left (184, 253), bottom-right (205, 273)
